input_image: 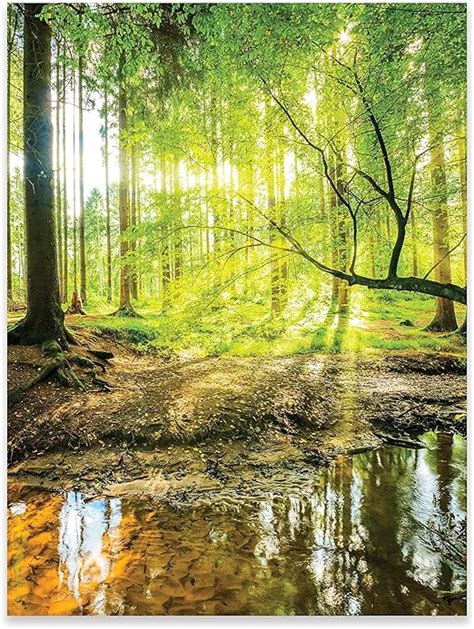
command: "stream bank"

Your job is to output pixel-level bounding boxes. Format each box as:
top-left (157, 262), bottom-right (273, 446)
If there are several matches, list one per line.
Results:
top-left (8, 433), bottom-right (466, 615)
top-left (7, 340), bottom-right (467, 615)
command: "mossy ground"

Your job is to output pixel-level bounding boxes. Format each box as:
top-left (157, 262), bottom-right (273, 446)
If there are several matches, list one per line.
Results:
top-left (29, 288), bottom-right (466, 358)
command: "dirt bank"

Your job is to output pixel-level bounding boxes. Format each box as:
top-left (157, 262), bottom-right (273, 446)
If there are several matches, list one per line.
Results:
top-left (8, 330), bottom-right (466, 471)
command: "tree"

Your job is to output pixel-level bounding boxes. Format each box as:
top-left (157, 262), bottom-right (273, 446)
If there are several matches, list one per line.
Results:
top-left (78, 52), bottom-right (87, 304)
top-left (113, 53), bottom-right (139, 317)
top-left (201, 3), bottom-right (467, 310)
top-left (8, 3), bottom-right (69, 347)
top-left (103, 87), bottom-right (112, 303)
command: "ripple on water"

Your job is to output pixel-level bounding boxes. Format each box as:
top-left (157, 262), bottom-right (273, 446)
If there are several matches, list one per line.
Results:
top-left (7, 433), bottom-right (466, 616)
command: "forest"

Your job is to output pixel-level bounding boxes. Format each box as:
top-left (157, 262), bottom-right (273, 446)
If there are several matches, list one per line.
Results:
top-left (6, 2), bottom-right (467, 618)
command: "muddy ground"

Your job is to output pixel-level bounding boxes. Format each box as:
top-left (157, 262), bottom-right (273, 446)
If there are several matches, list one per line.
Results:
top-left (8, 328), bottom-right (466, 499)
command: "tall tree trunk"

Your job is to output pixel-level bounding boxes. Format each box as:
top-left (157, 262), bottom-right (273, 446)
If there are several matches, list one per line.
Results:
top-left (267, 153), bottom-right (281, 314)
top-left (7, 13), bottom-right (13, 303)
top-left (426, 133), bottom-right (458, 332)
top-left (113, 54), bottom-right (138, 317)
top-left (277, 142), bottom-right (288, 310)
top-left (104, 88), bottom-right (112, 303)
top-left (329, 150), bottom-right (340, 305)
top-left (410, 205), bottom-right (419, 277)
top-left (136, 147), bottom-right (143, 295)
top-left (335, 149), bottom-right (349, 314)
top-left (173, 158), bottom-right (183, 282)
top-left (62, 44), bottom-right (68, 303)
top-left (265, 100), bottom-right (283, 315)
top-left (130, 142), bottom-right (138, 300)
top-left (9, 3), bottom-right (68, 346)
top-left (458, 130), bottom-right (467, 283)
top-left (160, 157), bottom-right (171, 306)
top-left (66, 65), bottom-right (85, 315)
top-left (72, 68), bottom-right (77, 290)
top-left (55, 41), bottom-right (63, 301)
top-left (78, 53), bottom-right (87, 304)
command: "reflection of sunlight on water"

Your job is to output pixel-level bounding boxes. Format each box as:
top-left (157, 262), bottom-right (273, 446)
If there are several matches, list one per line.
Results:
top-left (255, 500), bottom-right (279, 566)
top-left (58, 492), bottom-right (122, 610)
top-left (7, 435), bottom-right (466, 616)
top-left (9, 502), bottom-right (26, 516)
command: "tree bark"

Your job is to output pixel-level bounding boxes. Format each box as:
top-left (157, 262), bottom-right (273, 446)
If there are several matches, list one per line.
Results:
top-left (161, 158), bottom-right (171, 306)
top-left (62, 42), bottom-right (68, 303)
top-left (55, 41), bottom-right (63, 301)
top-left (78, 53), bottom-right (87, 304)
top-left (329, 150), bottom-right (340, 304)
top-left (66, 65), bottom-right (85, 316)
top-left (265, 99), bottom-right (284, 315)
top-left (8, 3), bottom-right (68, 347)
top-left (410, 205), bottom-right (419, 277)
top-left (104, 87), bottom-right (112, 303)
top-left (173, 158), bottom-right (183, 282)
top-left (113, 54), bottom-right (139, 317)
top-left (130, 142), bottom-right (138, 299)
top-left (458, 130), bottom-right (467, 283)
top-left (335, 149), bottom-right (349, 314)
top-left (426, 134), bottom-right (458, 332)
top-left (7, 14), bottom-right (13, 303)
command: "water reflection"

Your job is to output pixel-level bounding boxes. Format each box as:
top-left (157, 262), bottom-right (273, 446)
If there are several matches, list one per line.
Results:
top-left (7, 434), bottom-right (466, 616)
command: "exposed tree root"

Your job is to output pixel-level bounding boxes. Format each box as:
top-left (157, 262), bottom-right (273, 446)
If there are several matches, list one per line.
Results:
top-left (110, 303), bottom-right (143, 318)
top-left (8, 340), bottom-right (84, 407)
top-left (8, 340), bottom-right (114, 408)
top-left (87, 348), bottom-right (114, 361)
top-left (8, 317), bottom-right (70, 349)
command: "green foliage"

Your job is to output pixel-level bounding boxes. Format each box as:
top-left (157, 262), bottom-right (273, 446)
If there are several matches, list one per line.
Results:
top-left (8, 3), bottom-right (467, 341)
top-left (71, 289), bottom-right (465, 358)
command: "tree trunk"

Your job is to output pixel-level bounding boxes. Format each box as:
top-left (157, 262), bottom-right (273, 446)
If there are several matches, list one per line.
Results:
top-left (173, 158), bottom-right (183, 282)
top-left (329, 150), bottom-right (340, 304)
top-left (66, 288), bottom-right (86, 315)
top-left (130, 142), bottom-right (138, 300)
top-left (62, 43), bottom-right (68, 303)
top-left (161, 158), bottom-right (171, 306)
top-left (8, 3), bottom-right (68, 347)
top-left (458, 130), bottom-right (467, 283)
top-left (66, 65), bottom-right (85, 316)
top-left (267, 156), bottom-right (281, 314)
top-left (265, 100), bottom-right (283, 315)
top-left (78, 53), bottom-right (87, 304)
top-left (7, 15), bottom-right (13, 303)
top-left (335, 149), bottom-right (349, 314)
top-left (277, 143), bottom-right (289, 310)
top-left (55, 42), bottom-right (63, 301)
top-left (426, 134), bottom-right (457, 332)
top-left (104, 88), bottom-right (112, 303)
top-left (113, 54), bottom-right (139, 317)
top-left (410, 205), bottom-right (419, 277)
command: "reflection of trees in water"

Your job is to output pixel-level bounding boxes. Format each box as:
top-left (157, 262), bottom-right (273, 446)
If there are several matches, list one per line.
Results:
top-left (7, 438), bottom-right (467, 615)
top-left (435, 433), bottom-right (454, 591)
top-left (57, 492), bottom-right (123, 613)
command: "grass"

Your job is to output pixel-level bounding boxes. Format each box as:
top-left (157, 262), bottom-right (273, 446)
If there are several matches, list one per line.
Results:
top-left (54, 287), bottom-right (466, 358)
top-left (8, 287), bottom-right (465, 357)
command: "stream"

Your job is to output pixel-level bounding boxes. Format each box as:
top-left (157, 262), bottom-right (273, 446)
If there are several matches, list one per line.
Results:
top-left (8, 432), bottom-right (466, 616)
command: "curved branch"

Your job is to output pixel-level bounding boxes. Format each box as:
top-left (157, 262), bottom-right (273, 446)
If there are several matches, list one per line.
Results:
top-left (423, 233), bottom-right (467, 280)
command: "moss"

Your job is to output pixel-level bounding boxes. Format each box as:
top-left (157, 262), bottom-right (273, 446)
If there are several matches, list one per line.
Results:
top-left (64, 290), bottom-right (467, 358)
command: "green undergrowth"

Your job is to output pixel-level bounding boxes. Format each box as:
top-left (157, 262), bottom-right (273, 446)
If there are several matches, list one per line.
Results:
top-left (66, 289), bottom-right (466, 358)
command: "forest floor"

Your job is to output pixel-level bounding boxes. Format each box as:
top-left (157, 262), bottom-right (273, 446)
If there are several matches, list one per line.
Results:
top-left (8, 315), bottom-right (466, 501)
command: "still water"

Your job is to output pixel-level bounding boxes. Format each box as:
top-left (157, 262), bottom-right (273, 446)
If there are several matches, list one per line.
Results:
top-left (8, 433), bottom-right (466, 616)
